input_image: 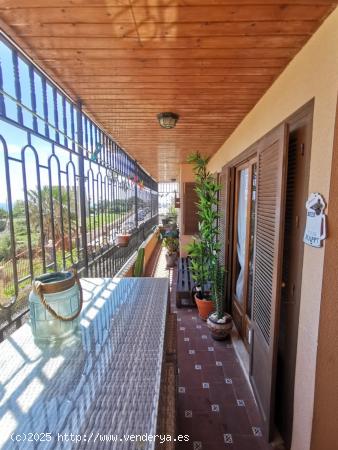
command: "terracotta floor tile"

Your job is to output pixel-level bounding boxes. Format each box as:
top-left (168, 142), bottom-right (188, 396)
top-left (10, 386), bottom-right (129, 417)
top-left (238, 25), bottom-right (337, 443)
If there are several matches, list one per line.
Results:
top-left (231, 377), bottom-right (256, 402)
top-left (200, 363), bottom-right (225, 382)
top-left (151, 249), bottom-right (274, 450)
top-left (179, 388), bottom-right (212, 413)
top-left (232, 434), bottom-right (270, 450)
top-left (208, 382), bottom-right (238, 406)
top-left (178, 371), bottom-right (203, 389)
top-left (223, 360), bottom-right (245, 379)
top-left (218, 406), bottom-right (253, 435)
top-left (245, 402), bottom-right (263, 425)
top-left (194, 351), bottom-right (216, 365)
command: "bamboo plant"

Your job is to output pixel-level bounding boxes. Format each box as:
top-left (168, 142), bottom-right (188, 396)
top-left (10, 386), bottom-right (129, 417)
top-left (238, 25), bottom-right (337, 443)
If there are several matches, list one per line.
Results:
top-left (186, 151), bottom-right (221, 299)
top-left (211, 263), bottom-right (226, 320)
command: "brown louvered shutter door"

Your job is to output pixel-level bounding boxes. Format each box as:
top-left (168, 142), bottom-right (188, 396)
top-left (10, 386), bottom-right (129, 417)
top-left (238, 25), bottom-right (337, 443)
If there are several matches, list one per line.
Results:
top-left (183, 182), bottom-right (199, 235)
top-left (218, 167), bottom-right (234, 310)
top-left (250, 123), bottom-right (288, 440)
top-left (218, 170), bottom-right (226, 266)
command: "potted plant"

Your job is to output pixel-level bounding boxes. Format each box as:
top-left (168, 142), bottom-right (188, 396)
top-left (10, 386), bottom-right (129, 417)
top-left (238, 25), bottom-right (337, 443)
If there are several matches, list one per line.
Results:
top-left (207, 264), bottom-right (233, 340)
top-left (162, 215), bottom-right (170, 226)
top-left (116, 229), bottom-right (131, 247)
top-left (187, 238), bottom-right (214, 320)
top-left (162, 236), bottom-right (179, 268)
top-left (186, 151), bottom-right (222, 320)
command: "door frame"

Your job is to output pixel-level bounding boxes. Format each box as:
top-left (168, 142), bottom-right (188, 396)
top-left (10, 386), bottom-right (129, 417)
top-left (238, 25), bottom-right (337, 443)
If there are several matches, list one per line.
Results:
top-left (231, 156), bottom-right (257, 348)
top-left (220, 100), bottom-right (314, 441)
top-left (310, 95), bottom-right (338, 450)
top-left (222, 99), bottom-right (314, 331)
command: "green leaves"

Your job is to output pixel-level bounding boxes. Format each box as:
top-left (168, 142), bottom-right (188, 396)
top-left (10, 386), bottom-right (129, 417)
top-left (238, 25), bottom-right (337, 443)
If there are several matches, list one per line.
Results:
top-left (187, 152), bottom-right (223, 306)
top-left (186, 239), bottom-right (208, 286)
top-left (162, 237), bottom-right (179, 255)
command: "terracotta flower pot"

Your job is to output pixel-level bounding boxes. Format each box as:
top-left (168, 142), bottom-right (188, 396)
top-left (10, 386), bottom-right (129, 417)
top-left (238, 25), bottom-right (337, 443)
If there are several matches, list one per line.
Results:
top-left (207, 312), bottom-right (233, 341)
top-left (194, 294), bottom-right (214, 321)
top-left (116, 234), bottom-right (131, 247)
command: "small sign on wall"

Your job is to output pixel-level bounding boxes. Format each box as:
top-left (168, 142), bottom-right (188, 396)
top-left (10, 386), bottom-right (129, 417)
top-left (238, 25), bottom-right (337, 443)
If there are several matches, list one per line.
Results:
top-left (303, 193), bottom-right (327, 248)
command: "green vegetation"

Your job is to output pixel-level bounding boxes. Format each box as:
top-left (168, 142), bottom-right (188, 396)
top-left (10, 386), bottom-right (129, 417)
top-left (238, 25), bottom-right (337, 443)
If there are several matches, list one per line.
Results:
top-left (186, 151), bottom-right (222, 315)
top-left (162, 237), bottom-right (179, 255)
top-left (0, 207), bottom-right (7, 233)
top-left (0, 186), bottom-right (134, 305)
top-left (86, 211), bottom-right (128, 232)
top-left (133, 248), bottom-right (145, 277)
top-left (0, 233), bottom-right (11, 261)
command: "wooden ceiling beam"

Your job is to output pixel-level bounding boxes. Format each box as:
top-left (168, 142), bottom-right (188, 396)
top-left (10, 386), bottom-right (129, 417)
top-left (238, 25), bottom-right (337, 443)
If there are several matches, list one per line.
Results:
top-left (0, 0), bottom-right (335, 180)
top-left (1, 5), bottom-right (330, 23)
top-left (24, 35), bottom-right (308, 49)
top-left (60, 74), bottom-right (273, 83)
top-left (46, 58), bottom-right (288, 68)
top-left (1, 1), bottom-right (336, 7)
top-left (53, 68), bottom-right (281, 77)
top-left (29, 47), bottom-right (298, 59)
top-left (9, 20), bottom-right (320, 38)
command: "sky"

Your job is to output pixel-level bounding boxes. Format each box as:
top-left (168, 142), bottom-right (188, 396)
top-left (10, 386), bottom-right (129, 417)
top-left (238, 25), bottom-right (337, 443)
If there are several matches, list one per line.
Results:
top-left (0, 36), bottom-right (154, 208)
top-left (0, 38), bottom-right (67, 203)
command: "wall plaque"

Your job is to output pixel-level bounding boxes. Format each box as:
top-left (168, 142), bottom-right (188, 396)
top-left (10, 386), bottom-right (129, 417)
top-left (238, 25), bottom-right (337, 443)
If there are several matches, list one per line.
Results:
top-left (303, 193), bottom-right (327, 248)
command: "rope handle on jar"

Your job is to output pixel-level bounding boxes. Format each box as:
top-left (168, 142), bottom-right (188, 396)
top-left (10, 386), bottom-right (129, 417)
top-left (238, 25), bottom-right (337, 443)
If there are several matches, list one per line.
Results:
top-left (33, 268), bottom-right (83, 322)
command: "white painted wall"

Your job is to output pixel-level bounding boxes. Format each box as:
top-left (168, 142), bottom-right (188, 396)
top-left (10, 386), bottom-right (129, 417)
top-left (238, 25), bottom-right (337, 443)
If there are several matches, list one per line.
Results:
top-left (208, 9), bottom-right (338, 450)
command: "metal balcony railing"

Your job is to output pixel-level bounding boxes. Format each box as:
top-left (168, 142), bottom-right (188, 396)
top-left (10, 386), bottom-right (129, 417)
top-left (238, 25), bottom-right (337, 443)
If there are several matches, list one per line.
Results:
top-left (0, 34), bottom-right (159, 341)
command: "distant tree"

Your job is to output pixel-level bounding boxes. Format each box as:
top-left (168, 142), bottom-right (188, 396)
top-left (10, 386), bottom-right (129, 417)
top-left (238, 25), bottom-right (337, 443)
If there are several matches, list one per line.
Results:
top-left (0, 233), bottom-right (11, 261)
top-left (0, 207), bottom-right (8, 232)
top-left (27, 186), bottom-right (77, 244)
top-left (12, 201), bottom-right (25, 218)
top-left (0, 207), bottom-right (7, 220)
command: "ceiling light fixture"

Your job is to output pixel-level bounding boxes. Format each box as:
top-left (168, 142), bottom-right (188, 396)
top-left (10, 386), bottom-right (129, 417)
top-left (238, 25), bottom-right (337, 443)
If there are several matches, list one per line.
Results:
top-left (157, 112), bottom-right (179, 129)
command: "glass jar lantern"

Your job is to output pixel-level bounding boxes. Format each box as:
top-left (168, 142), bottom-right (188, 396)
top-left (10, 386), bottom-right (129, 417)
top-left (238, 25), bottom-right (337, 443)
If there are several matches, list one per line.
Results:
top-left (29, 271), bottom-right (82, 342)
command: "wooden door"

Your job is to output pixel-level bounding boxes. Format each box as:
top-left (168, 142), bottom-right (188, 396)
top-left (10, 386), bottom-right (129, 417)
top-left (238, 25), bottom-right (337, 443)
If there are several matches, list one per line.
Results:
top-left (218, 167), bottom-right (233, 267)
top-left (231, 157), bottom-right (257, 348)
top-left (218, 167), bottom-right (235, 313)
top-left (250, 123), bottom-right (288, 440)
top-left (183, 182), bottom-right (199, 235)
top-left (276, 120), bottom-right (311, 449)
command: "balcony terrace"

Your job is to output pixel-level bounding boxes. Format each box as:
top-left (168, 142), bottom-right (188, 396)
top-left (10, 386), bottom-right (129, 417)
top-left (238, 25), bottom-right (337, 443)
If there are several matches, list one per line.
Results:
top-left (1, 2), bottom-right (338, 450)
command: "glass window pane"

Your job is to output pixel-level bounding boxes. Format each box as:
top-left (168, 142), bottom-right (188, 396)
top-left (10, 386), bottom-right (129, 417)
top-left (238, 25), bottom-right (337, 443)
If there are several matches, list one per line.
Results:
top-left (34, 71), bottom-right (45, 135)
top-left (235, 168), bottom-right (249, 304)
top-left (247, 164), bottom-right (257, 318)
top-left (18, 57), bottom-right (33, 128)
top-left (0, 40), bottom-right (17, 121)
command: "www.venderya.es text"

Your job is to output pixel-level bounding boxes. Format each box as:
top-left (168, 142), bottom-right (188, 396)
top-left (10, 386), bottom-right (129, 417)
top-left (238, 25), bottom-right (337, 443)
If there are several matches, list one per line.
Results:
top-left (11, 432), bottom-right (190, 445)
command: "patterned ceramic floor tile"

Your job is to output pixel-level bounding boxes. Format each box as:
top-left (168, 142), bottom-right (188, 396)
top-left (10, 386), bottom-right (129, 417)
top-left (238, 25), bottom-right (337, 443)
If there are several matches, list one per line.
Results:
top-left (252, 427), bottom-right (263, 437)
top-left (224, 433), bottom-right (234, 444)
top-left (151, 247), bottom-right (274, 450)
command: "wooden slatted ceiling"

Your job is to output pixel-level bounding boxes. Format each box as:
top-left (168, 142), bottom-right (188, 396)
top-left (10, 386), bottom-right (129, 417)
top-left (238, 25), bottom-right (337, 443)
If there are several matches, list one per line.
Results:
top-left (0, 1), bottom-right (336, 181)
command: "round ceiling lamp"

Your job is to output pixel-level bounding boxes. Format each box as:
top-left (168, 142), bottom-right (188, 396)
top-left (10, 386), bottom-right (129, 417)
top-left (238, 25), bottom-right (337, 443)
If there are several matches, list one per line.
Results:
top-left (157, 112), bottom-right (179, 129)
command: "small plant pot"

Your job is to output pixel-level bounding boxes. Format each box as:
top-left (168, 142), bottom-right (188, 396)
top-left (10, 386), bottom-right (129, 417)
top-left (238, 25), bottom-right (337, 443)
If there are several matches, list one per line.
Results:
top-left (194, 294), bottom-right (215, 321)
top-left (116, 234), bottom-right (131, 247)
top-left (207, 312), bottom-right (233, 341)
top-left (165, 252), bottom-right (177, 268)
